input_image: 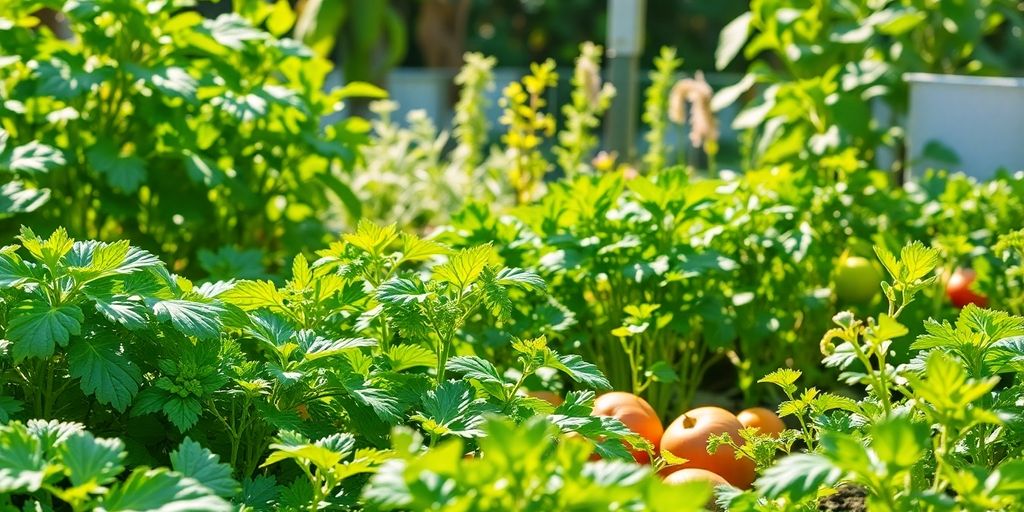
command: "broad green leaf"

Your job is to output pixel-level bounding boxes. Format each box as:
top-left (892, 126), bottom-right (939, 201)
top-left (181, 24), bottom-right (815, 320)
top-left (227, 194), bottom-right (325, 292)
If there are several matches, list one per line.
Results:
top-left (399, 233), bottom-right (448, 262)
top-left (266, 0), bottom-right (295, 36)
top-left (60, 432), bottom-right (125, 487)
top-left (412, 380), bottom-right (485, 438)
top-left (85, 142), bottom-right (147, 193)
top-left (170, 438), bottom-right (240, 498)
top-left (8, 300), bottom-right (84, 360)
top-left (716, 12), bottom-right (752, 70)
top-left (0, 252), bottom-right (35, 286)
top-left (68, 335), bottom-right (142, 412)
top-left (220, 280), bottom-right (283, 310)
top-left (0, 423), bottom-right (46, 493)
top-left (870, 417), bottom-right (928, 469)
top-left (93, 298), bottom-right (149, 330)
top-left (548, 353), bottom-right (612, 390)
top-left (150, 299), bottom-right (224, 339)
top-left (386, 344), bottom-right (436, 371)
top-left (758, 368), bottom-right (802, 395)
top-left (100, 468), bottom-right (231, 511)
top-left (0, 181), bottom-right (50, 214)
top-left (757, 453), bottom-right (843, 500)
top-left (344, 221), bottom-right (398, 256)
top-left (446, 356), bottom-right (506, 398)
top-left (162, 396), bottom-right (203, 432)
top-left (0, 396), bottom-right (23, 422)
top-left (3, 141), bottom-right (65, 174)
top-left (433, 245), bottom-right (491, 290)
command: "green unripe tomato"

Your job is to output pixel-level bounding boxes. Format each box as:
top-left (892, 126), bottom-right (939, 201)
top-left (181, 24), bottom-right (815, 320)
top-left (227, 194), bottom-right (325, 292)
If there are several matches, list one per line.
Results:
top-left (834, 256), bottom-right (883, 303)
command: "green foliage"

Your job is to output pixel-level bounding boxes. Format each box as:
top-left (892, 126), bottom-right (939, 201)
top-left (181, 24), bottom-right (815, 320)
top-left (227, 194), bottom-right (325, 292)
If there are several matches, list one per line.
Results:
top-left (0, 420), bottom-right (231, 511)
top-left (717, 0), bottom-right (1024, 170)
top-left (0, 0), bottom-right (382, 273)
top-left (363, 416), bottom-right (712, 511)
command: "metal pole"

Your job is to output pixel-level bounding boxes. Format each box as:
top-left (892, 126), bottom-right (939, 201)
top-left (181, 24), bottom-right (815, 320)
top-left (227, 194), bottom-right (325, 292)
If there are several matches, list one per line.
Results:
top-left (605, 0), bottom-right (646, 163)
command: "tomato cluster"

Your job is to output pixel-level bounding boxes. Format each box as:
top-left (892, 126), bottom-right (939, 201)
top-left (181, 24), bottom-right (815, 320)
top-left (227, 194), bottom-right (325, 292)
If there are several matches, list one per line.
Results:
top-left (589, 392), bottom-right (786, 497)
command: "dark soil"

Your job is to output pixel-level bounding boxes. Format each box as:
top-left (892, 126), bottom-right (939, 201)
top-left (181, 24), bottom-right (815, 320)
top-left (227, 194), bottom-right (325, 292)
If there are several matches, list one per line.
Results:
top-left (818, 485), bottom-right (867, 511)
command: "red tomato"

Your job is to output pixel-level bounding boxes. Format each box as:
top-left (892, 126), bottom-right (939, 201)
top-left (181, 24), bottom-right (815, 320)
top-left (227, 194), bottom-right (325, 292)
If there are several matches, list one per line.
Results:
top-left (592, 392), bottom-right (664, 464)
top-left (660, 406), bottom-right (756, 489)
top-left (946, 267), bottom-right (988, 308)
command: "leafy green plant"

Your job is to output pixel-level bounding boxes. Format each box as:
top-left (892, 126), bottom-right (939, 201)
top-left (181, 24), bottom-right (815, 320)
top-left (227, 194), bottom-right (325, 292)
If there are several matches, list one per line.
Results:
top-left (724, 240), bottom-right (1024, 511)
top-left (0, 0), bottom-right (382, 273)
top-left (716, 0), bottom-right (1024, 171)
top-left (0, 420), bottom-right (234, 511)
top-left (364, 415), bottom-right (711, 512)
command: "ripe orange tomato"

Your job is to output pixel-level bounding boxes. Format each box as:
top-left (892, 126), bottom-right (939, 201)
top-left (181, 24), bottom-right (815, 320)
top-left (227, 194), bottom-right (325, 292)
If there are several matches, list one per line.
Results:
top-left (527, 390), bottom-right (564, 406)
top-left (736, 407), bottom-right (785, 438)
top-left (592, 392), bottom-right (664, 464)
top-left (947, 267), bottom-right (988, 308)
top-left (664, 467), bottom-right (730, 486)
top-left (663, 468), bottom-right (730, 511)
top-left (660, 406), bottom-right (756, 489)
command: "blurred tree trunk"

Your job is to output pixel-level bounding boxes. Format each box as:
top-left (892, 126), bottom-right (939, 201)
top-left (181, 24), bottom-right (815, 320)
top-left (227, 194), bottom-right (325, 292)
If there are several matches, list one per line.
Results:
top-left (416, 0), bottom-right (470, 68)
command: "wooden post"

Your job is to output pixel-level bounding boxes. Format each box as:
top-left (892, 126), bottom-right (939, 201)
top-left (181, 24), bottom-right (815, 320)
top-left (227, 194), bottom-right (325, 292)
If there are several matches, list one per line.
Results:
top-left (605, 0), bottom-right (646, 162)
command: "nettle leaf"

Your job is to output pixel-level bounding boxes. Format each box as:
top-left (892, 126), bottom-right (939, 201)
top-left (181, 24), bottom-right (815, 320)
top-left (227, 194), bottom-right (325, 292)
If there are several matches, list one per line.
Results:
top-left (433, 245), bottom-right (491, 290)
top-left (68, 334), bottom-right (143, 412)
top-left (377, 277), bottom-right (431, 338)
top-left (412, 380), bottom-right (486, 438)
top-left (0, 396), bottom-right (23, 422)
top-left (93, 298), bottom-right (149, 330)
top-left (336, 374), bottom-right (402, 425)
top-left (870, 417), bottom-right (928, 469)
top-left (0, 252), bottom-right (35, 286)
top-left (163, 396), bottom-right (203, 432)
top-left (59, 431), bottom-right (125, 487)
top-left (546, 352), bottom-right (612, 390)
top-left (756, 453), bottom-right (844, 500)
top-left (0, 422), bottom-right (47, 493)
top-left (239, 475), bottom-right (279, 510)
top-left (758, 368), bottom-right (802, 395)
top-left (85, 142), bottom-right (147, 193)
top-left (100, 468), bottom-right (231, 512)
top-left (381, 345), bottom-right (431, 372)
top-left (344, 221), bottom-right (399, 256)
top-left (8, 300), bottom-right (84, 360)
top-left (0, 181), bottom-right (50, 214)
top-left (446, 356), bottom-right (507, 398)
top-left (149, 299), bottom-right (224, 339)
top-left (400, 233), bottom-right (448, 262)
top-left (170, 438), bottom-right (240, 498)
top-left (299, 332), bottom-right (376, 362)
top-left (3, 140), bottom-right (65, 174)
top-left (221, 280), bottom-right (283, 310)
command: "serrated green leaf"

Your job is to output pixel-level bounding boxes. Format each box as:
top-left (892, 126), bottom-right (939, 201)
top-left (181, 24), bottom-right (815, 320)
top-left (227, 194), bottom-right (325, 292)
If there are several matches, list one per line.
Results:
top-left (433, 245), bottom-right (491, 290)
top-left (548, 352), bottom-right (612, 390)
top-left (60, 432), bottom-right (125, 487)
top-left (344, 221), bottom-right (398, 256)
top-left (0, 422), bottom-right (46, 493)
top-left (220, 280), bottom-right (283, 310)
top-left (757, 453), bottom-right (843, 500)
top-left (150, 299), bottom-right (224, 339)
top-left (170, 438), bottom-right (240, 498)
top-left (8, 300), bottom-right (84, 360)
top-left (386, 344), bottom-right (436, 371)
top-left (758, 368), bottom-right (802, 395)
top-left (67, 335), bottom-right (142, 412)
top-left (100, 467), bottom-right (231, 511)
top-left (162, 396), bottom-right (203, 432)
